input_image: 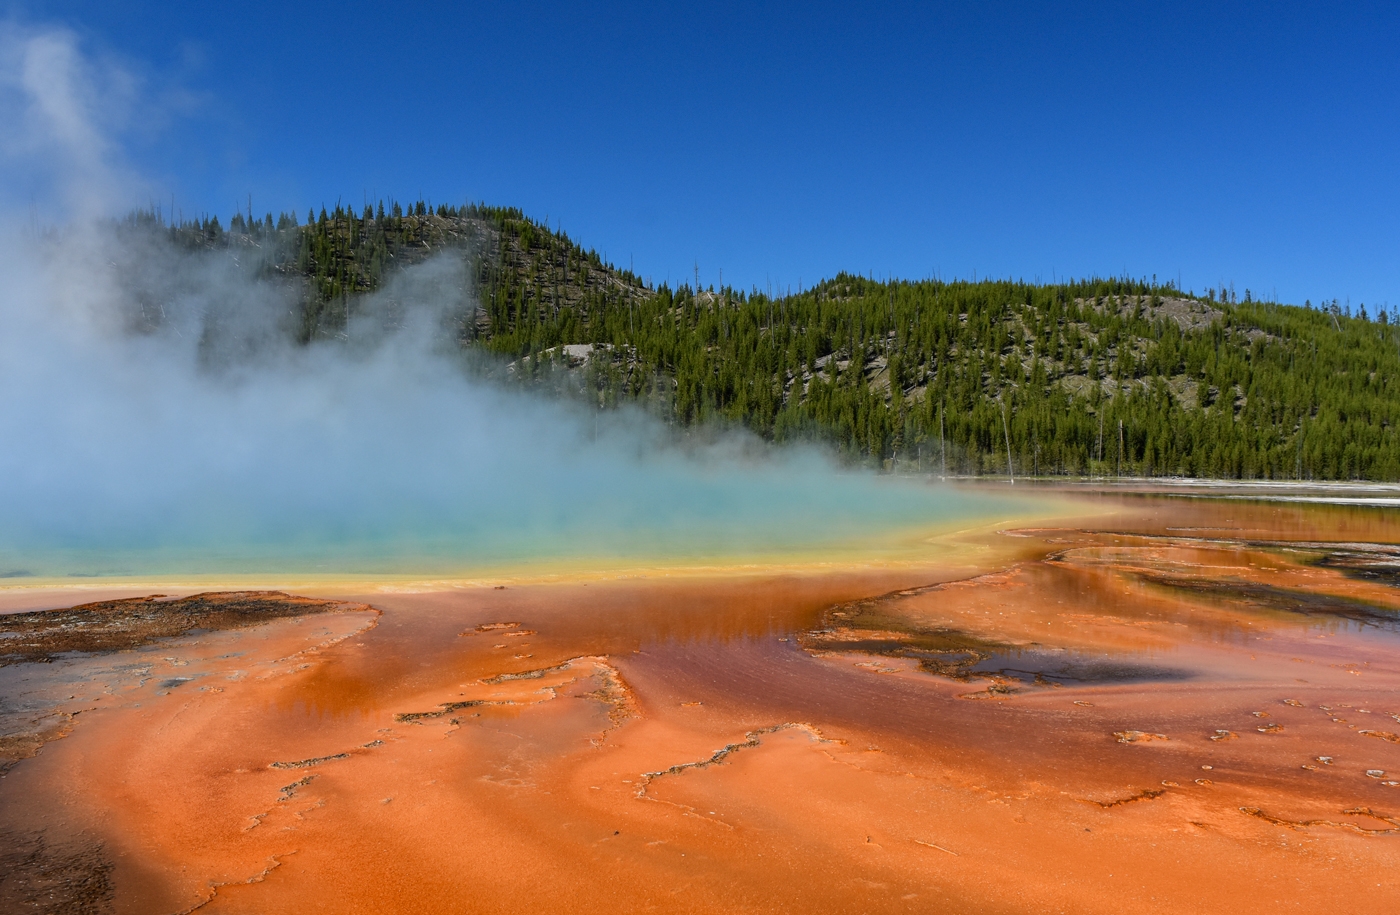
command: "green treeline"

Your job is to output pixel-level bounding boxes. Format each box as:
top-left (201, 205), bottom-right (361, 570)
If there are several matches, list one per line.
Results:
top-left (132, 201), bottom-right (1400, 481)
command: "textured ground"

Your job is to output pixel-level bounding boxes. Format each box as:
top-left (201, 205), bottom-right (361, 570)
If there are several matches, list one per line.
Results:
top-left (1, 494), bottom-right (1398, 913)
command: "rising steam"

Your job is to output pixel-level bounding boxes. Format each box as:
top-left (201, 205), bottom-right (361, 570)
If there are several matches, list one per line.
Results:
top-left (0, 24), bottom-right (1005, 578)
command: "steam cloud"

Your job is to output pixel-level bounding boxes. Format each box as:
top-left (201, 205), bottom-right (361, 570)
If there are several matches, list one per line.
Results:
top-left (0, 24), bottom-right (995, 577)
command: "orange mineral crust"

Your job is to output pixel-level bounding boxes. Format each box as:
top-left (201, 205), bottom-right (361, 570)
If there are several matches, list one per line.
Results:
top-left (3, 495), bottom-right (1400, 913)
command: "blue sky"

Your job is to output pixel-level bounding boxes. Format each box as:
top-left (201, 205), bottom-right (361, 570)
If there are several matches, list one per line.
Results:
top-left (13, 1), bottom-right (1400, 307)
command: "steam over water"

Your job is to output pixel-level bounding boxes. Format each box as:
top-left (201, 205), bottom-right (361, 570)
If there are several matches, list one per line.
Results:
top-left (0, 25), bottom-right (1018, 579)
top-left (0, 227), bottom-right (1017, 578)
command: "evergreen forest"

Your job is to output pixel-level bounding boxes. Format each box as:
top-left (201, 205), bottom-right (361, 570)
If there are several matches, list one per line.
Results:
top-left (113, 201), bottom-right (1400, 480)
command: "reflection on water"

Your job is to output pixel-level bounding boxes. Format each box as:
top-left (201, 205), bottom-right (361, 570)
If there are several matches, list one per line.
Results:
top-left (1136, 567), bottom-right (1400, 631)
top-left (1310, 542), bottom-right (1400, 587)
top-left (793, 507), bottom-right (1400, 702)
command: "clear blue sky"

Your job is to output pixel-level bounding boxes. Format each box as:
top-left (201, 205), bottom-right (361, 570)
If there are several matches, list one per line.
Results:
top-left (17, 1), bottom-right (1400, 308)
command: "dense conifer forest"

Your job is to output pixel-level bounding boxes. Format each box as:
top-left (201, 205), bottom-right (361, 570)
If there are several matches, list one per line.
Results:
top-left (115, 201), bottom-right (1400, 480)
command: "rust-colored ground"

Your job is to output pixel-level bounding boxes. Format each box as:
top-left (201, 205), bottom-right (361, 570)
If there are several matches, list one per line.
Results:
top-left (2, 491), bottom-right (1399, 913)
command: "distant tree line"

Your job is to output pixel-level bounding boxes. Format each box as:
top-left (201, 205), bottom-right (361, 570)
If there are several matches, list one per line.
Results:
top-left (119, 201), bottom-right (1400, 481)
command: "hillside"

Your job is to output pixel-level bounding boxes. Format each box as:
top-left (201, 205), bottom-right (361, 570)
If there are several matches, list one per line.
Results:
top-left (119, 202), bottom-right (1400, 480)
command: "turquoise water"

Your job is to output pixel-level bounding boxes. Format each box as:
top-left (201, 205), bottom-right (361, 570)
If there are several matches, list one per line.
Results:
top-left (0, 238), bottom-right (1040, 581)
top-left (0, 463), bottom-right (1033, 579)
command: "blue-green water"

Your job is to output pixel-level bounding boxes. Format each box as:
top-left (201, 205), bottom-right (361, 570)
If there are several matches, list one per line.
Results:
top-left (0, 458), bottom-right (1032, 580)
top-left (0, 235), bottom-right (1040, 581)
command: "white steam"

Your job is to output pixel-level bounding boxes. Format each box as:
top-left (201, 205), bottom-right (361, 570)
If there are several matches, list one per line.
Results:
top-left (0, 25), bottom-right (995, 578)
top-left (0, 22), bottom-right (141, 220)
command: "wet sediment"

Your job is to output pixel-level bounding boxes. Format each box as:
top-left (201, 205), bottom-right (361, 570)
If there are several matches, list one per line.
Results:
top-left (0, 591), bottom-right (375, 777)
top-left (1, 494), bottom-right (1399, 913)
top-left (0, 591), bottom-right (369, 666)
top-left (0, 830), bottom-right (113, 915)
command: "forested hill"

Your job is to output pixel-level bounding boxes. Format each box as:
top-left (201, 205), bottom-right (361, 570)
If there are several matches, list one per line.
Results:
top-left (118, 202), bottom-right (1400, 480)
